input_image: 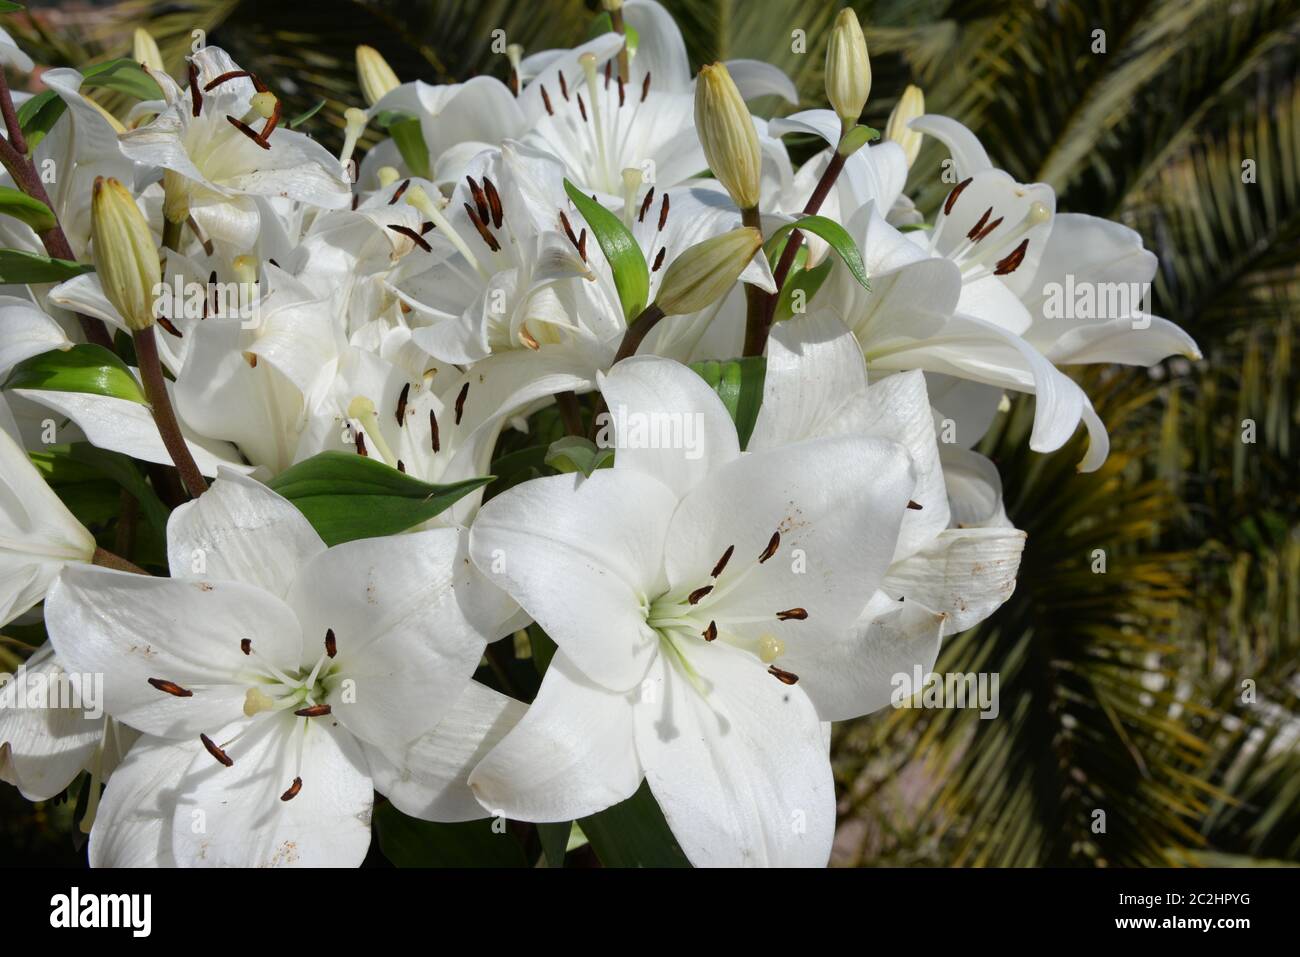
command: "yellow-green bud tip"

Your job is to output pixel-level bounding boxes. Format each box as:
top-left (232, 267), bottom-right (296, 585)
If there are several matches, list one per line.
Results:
top-left (132, 28), bottom-right (165, 74)
top-left (695, 63), bottom-right (762, 211)
top-left (91, 176), bottom-right (161, 334)
top-left (825, 8), bottom-right (871, 126)
top-left (654, 226), bottom-right (763, 316)
top-left (884, 84), bottom-right (925, 167)
top-left (356, 45), bottom-right (400, 107)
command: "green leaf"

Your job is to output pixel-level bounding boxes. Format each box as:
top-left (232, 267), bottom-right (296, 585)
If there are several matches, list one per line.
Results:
top-left (689, 357), bottom-right (766, 451)
top-left (543, 435), bottom-right (614, 476)
top-left (0, 249), bottom-right (94, 284)
top-left (579, 781), bottom-right (690, 867)
top-left (765, 215), bottom-right (871, 291)
top-left (3, 344), bottom-right (146, 405)
top-left (0, 1), bottom-right (25, 11)
top-left (0, 185), bottom-right (57, 232)
top-left (536, 821), bottom-right (572, 868)
top-left (563, 179), bottom-right (649, 323)
top-left (389, 115), bottom-right (431, 180)
top-left (267, 451), bottom-right (489, 546)
top-left (374, 803), bottom-right (528, 867)
top-left (774, 255), bottom-right (834, 323)
top-left (81, 58), bottom-right (164, 101)
top-left (30, 443), bottom-right (171, 535)
top-left (17, 89), bottom-right (63, 154)
top-left (586, 12), bottom-right (640, 55)
top-left (288, 99), bottom-right (326, 129)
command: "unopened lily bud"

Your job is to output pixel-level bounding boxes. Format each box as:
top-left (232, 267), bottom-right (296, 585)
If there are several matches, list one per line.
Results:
top-left (885, 84), bottom-right (925, 167)
top-left (654, 226), bottom-right (763, 316)
top-left (133, 28), bottom-right (165, 74)
top-left (825, 8), bottom-right (871, 126)
top-left (91, 177), bottom-right (160, 333)
top-left (695, 63), bottom-right (762, 211)
top-left (356, 45), bottom-right (400, 107)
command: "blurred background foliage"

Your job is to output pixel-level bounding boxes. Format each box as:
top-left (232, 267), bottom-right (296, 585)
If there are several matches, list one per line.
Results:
top-left (3, 0), bottom-right (1297, 866)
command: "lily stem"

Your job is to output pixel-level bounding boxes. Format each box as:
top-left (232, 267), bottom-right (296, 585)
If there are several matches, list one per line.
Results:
top-left (133, 325), bottom-right (208, 498)
top-left (555, 390), bottom-right (585, 437)
top-left (0, 72), bottom-right (115, 351)
top-left (739, 204), bottom-right (771, 358)
top-left (161, 216), bottom-right (184, 253)
top-left (590, 302), bottom-right (667, 439)
top-left (747, 126), bottom-right (851, 356)
top-left (91, 547), bottom-right (149, 575)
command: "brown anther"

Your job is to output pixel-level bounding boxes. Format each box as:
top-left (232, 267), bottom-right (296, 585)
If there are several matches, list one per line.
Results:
top-left (351, 194), bottom-right (359, 211)
top-left (944, 177), bottom-right (973, 215)
top-left (188, 62), bottom-right (203, 117)
top-left (243, 352), bottom-right (258, 368)
top-left (652, 247), bottom-right (666, 272)
top-left (702, 620), bottom-right (718, 642)
top-left (688, 585), bottom-right (713, 605)
top-left (966, 207), bottom-right (992, 242)
top-left (657, 194), bottom-right (669, 231)
top-left (518, 325), bottom-right (540, 351)
top-left (577, 93), bottom-right (588, 122)
top-left (576, 228), bottom-right (588, 262)
top-left (618, 76), bottom-right (625, 107)
top-left (429, 410), bottom-right (441, 453)
top-left (387, 223), bottom-right (432, 253)
top-left (226, 115), bottom-right (271, 150)
top-left (907, 500), bottom-right (924, 510)
top-left (204, 70), bottom-right (263, 92)
top-left (641, 72), bottom-right (651, 102)
top-left (541, 84), bottom-right (554, 116)
top-left (325, 628), bottom-right (337, 659)
top-left (711, 545), bottom-right (735, 578)
top-left (559, 72), bottom-right (570, 101)
top-left (483, 177), bottom-right (503, 228)
top-left (638, 187), bottom-right (655, 223)
top-left (355, 429), bottom-right (368, 456)
top-left (758, 530), bottom-right (781, 563)
top-left (240, 638), bottom-right (252, 655)
top-left (454, 382), bottom-right (470, 425)
top-left (767, 665), bottom-right (799, 685)
top-left (464, 203), bottom-right (502, 252)
top-left (993, 239), bottom-right (1029, 276)
top-left (389, 179), bottom-right (411, 205)
top-left (509, 69), bottom-right (519, 97)
top-left (147, 678), bottom-right (192, 698)
top-left (973, 216), bottom-right (1004, 243)
top-left (396, 382), bottom-right (410, 426)
top-left (200, 733), bottom-right (233, 767)
top-left (559, 210), bottom-right (580, 248)
top-left (294, 704), bottom-right (332, 718)
top-left (157, 316), bottom-right (183, 338)
top-left (466, 176), bottom-right (490, 225)
top-left (280, 777), bottom-right (303, 802)
top-left (776, 608), bottom-right (808, 621)
top-left (421, 221), bottom-right (435, 234)
top-left (397, 459), bottom-right (406, 473)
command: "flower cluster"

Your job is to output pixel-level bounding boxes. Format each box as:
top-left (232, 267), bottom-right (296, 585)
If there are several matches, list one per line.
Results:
top-left (0, 1), bottom-right (1197, 867)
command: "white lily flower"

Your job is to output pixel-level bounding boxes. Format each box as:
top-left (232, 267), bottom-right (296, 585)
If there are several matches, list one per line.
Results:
top-left (393, 143), bottom-right (622, 371)
top-left (44, 472), bottom-right (522, 866)
top-left (749, 312), bottom-right (1026, 689)
top-left (0, 641), bottom-right (139, 803)
top-left (468, 356), bottom-right (917, 865)
top-left (0, 427), bottom-right (96, 627)
top-left (118, 47), bottom-right (350, 248)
